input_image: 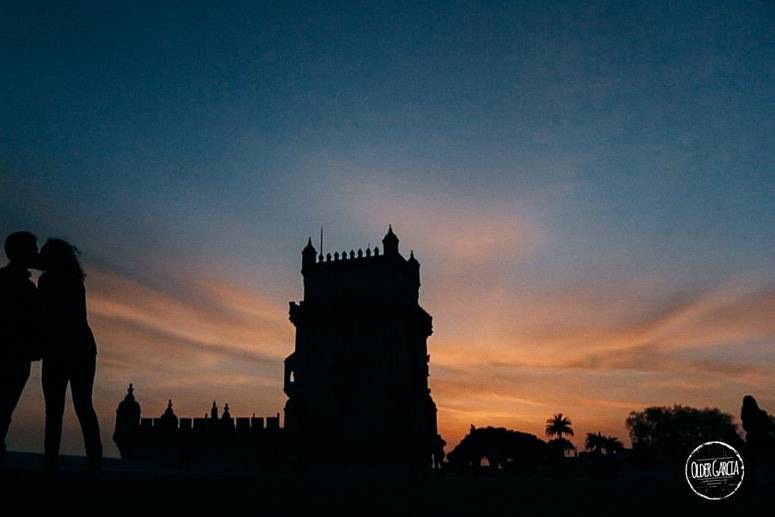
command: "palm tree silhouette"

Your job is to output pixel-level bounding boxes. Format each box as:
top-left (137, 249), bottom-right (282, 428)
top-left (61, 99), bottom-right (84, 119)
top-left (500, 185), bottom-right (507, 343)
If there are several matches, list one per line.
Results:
top-left (545, 413), bottom-right (575, 441)
top-left (603, 435), bottom-right (624, 456)
top-left (585, 432), bottom-right (606, 455)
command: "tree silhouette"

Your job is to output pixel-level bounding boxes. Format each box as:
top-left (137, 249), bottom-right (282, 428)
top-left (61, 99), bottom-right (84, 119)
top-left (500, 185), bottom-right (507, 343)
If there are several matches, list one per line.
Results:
top-left (626, 405), bottom-right (741, 464)
top-left (585, 432), bottom-right (606, 455)
top-left (545, 413), bottom-right (574, 441)
top-left (585, 432), bottom-right (623, 456)
top-left (547, 437), bottom-right (576, 459)
top-left (604, 435), bottom-right (624, 456)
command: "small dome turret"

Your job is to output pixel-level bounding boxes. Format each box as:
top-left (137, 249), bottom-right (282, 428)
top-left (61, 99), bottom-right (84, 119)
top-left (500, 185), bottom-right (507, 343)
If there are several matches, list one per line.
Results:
top-left (382, 225), bottom-right (399, 256)
top-left (302, 237), bottom-right (317, 270)
top-left (117, 383), bottom-right (141, 415)
top-left (160, 399), bottom-right (178, 428)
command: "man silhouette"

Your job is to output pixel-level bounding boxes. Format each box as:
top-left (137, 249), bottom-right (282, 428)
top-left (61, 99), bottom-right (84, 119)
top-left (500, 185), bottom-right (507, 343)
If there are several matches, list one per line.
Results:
top-left (0, 231), bottom-right (41, 468)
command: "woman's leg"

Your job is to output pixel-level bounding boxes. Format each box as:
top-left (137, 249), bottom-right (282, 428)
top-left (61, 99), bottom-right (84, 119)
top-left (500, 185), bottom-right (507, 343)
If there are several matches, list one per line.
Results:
top-left (70, 354), bottom-right (102, 468)
top-left (0, 360), bottom-right (31, 467)
top-left (42, 358), bottom-right (69, 472)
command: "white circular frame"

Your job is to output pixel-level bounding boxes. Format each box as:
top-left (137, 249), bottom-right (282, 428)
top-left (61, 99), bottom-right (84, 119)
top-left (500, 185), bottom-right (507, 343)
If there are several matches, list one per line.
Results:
top-left (684, 440), bottom-right (745, 501)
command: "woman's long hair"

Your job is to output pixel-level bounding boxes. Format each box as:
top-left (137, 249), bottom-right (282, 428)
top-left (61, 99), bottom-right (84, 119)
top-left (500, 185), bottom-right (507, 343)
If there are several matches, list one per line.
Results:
top-left (39, 238), bottom-right (85, 280)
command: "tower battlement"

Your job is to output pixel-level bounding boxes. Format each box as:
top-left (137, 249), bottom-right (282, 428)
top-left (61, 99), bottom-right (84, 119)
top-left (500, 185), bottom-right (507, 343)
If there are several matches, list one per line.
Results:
top-left (298, 226), bottom-right (422, 307)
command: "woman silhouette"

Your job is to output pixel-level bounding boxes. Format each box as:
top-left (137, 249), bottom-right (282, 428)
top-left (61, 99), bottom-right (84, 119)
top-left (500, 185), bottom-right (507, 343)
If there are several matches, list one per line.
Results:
top-left (38, 238), bottom-right (102, 474)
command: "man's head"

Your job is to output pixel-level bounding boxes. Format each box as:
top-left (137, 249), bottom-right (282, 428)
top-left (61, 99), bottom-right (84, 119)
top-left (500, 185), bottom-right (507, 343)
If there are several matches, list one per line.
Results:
top-left (4, 231), bottom-right (38, 268)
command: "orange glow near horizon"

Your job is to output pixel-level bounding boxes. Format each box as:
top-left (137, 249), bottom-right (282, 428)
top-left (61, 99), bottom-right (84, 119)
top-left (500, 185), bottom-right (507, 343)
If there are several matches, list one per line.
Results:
top-left (9, 254), bottom-right (774, 457)
top-left (6, 195), bottom-right (775, 456)
top-left (3, 0), bottom-right (774, 465)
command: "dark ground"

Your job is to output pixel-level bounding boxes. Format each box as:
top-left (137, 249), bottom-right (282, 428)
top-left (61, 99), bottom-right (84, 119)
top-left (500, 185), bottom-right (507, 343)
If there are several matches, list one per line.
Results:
top-left (1, 453), bottom-right (771, 516)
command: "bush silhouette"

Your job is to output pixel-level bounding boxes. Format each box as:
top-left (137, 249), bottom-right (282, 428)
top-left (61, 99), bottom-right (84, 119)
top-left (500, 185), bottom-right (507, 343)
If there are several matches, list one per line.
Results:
top-left (447, 425), bottom-right (546, 469)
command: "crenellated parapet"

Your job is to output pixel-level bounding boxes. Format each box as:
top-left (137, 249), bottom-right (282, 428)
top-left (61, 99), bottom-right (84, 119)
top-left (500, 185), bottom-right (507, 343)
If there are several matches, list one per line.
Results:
top-left (298, 226), bottom-right (424, 307)
top-left (302, 225), bottom-right (409, 266)
top-left (113, 384), bottom-right (284, 468)
top-left (305, 243), bottom-right (383, 267)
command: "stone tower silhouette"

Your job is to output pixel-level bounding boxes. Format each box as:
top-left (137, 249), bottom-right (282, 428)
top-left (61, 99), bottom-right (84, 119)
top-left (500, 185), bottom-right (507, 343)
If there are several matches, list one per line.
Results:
top-left (284, 226), bottom-right (438, 466)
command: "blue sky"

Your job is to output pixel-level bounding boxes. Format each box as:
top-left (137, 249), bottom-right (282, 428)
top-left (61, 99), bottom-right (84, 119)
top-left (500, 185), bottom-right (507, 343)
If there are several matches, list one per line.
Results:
top-left (1, 1), bottom-right (773, 455)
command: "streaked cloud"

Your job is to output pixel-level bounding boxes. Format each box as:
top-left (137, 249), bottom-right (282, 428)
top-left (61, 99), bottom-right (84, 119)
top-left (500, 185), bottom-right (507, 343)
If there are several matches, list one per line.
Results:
top-left (425, 278), bottom-right (774, 448)
top-left (7, 198), bottom-right (773, 459)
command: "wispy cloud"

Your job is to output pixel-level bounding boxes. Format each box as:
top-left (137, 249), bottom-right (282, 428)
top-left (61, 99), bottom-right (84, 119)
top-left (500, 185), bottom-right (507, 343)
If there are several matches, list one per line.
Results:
top-left (425, 279), bottom-right (775, 448)
top-left (7, 231), bottom-right (774, 457)
top-left (87, 268), bottom-right (292, 362)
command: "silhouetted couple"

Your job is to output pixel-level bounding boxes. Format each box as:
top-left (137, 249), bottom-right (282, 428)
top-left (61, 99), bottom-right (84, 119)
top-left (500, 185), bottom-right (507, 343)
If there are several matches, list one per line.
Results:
top-left (0, 231), bottom-right (102, 475)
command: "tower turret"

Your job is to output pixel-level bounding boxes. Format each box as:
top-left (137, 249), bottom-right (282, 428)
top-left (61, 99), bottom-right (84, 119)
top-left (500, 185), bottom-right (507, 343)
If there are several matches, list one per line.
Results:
top-left (382, 225), bottom-right (399, 256)
top-left (302, 237), bottom-right (316, 271)
top-left (117, 384), bottom-right (141, 416)
top-left (160, 399), bottom-right (178, 429)
top-left (113, 383), bottom-right (142, 458)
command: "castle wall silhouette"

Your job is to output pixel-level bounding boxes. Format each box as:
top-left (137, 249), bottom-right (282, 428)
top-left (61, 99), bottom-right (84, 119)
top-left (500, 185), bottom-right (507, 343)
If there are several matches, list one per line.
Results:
top-left (114, 227), bottom-right (438, 467)
top-left (113, 385), bottom-right (284, 468)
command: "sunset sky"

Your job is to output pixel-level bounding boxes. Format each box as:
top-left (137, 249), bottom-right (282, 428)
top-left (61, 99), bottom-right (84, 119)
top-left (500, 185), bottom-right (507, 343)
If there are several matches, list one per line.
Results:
top-left (1, 1), bottom-right (774, 457)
